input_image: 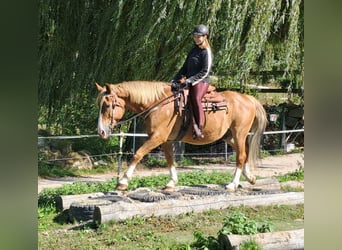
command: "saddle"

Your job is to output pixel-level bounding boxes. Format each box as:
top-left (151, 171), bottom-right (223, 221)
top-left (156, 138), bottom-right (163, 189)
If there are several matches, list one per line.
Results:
top-left (173, 85), bottom-right (228, 141)
top-left (175, 85), bottom-right (227, 116)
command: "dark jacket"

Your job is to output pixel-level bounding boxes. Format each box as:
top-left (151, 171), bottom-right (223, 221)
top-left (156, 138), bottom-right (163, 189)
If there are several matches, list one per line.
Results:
top-left (173, 45), bottom-right (213, 86)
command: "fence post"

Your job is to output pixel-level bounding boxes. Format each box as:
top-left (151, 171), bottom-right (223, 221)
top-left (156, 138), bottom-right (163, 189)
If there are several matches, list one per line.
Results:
top-left (133, 117), bottom-right (137, 153)
top-left (117, 131), bottom-right (124, 183)
top-left (281, 106), bottom-right (286, 152)
top-left (224, 142), bottom-right (228, 161)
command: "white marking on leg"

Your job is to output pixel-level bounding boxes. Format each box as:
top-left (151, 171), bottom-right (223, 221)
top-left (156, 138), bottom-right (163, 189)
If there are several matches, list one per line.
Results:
top-left (125, 165), bottom-right (135, 179)
top-left (243, 163), bottom-right (251, 178)
top-left (119, 177), bottom-right (128, 186)
top-left (242, 163), bottom-right (256, 184)
top-left (166, 166), bottom-right (178, 187)
top-left (119, 164), bottom-right (136, 185)
top-left (226, 167), bottom-right (242, 191)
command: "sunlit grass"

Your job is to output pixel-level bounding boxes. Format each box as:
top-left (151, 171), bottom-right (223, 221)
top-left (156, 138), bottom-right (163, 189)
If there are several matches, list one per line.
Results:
top-left (38, 204), bottom-right (304, 249)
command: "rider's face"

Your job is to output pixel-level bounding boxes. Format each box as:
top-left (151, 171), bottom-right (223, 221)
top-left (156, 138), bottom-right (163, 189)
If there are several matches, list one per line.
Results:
top-left (193, 34), bottom-right (206, 45)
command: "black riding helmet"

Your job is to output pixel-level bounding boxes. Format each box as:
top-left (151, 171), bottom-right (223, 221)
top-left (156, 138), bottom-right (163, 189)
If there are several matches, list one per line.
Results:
top-left (193, 24), bottom-right (209, 36)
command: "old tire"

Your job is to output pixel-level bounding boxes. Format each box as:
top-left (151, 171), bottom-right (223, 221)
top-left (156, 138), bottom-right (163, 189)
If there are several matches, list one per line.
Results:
top-left (69, 199), bottom-right (112, 222)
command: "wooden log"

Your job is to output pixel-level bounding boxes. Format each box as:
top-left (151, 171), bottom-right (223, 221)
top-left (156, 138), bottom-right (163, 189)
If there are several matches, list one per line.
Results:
top-left (55, 192), bottom-right (105, 211)
top-left (93, 192), bottom-right (304, 224)
top-left (218, 228), bottom-right (304, 250)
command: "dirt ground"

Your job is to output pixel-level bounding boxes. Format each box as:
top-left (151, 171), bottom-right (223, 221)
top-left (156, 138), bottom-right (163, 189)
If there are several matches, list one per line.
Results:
top-left (38, 152), bottom-right (304, 194)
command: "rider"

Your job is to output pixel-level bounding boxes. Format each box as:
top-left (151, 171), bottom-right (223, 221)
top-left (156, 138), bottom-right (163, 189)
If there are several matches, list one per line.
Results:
top-left (171, 24), bottom-right (213, 139)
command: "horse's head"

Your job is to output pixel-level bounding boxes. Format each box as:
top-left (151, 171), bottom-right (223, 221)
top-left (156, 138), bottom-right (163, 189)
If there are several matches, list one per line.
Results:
top-left (96, 83), bottom-right (125, 139)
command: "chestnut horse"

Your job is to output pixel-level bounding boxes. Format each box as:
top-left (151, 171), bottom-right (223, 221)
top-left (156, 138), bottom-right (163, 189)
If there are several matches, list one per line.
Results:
top-left (96, 81), bottom-right (267, 192)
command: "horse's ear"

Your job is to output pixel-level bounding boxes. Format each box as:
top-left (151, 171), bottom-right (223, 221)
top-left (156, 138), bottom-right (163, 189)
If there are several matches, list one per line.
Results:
top-left (95, 82), bottom-right (104, 92)
top-left (105, 83), bottom-right (113, 94)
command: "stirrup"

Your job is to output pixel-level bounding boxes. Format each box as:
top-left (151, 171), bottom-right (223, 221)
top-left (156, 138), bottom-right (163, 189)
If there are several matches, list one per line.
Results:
top-left (193, 127), bottom-right (204, 139)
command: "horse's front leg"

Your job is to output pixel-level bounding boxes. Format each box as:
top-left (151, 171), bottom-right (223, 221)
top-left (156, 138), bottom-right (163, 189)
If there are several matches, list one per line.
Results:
top-left (117, 136), bottom-right (164, 191)
top-left (161, 142), bottom-right (178, 191)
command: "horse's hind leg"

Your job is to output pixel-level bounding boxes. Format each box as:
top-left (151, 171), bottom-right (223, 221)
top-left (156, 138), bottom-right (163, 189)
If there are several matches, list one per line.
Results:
top-left (223, 129), bottom-right (255, 191)
top-left (161, 142), bottom-right (178, 191)
top-left (241, 140), bottom-right (256, 185)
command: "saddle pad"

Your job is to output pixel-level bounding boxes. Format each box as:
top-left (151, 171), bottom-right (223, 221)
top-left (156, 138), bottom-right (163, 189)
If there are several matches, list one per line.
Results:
top-left (203, 91), bottom-right (226, 103)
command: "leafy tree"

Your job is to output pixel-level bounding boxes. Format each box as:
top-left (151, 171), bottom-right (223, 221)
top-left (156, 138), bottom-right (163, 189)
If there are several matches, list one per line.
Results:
top-left (38, 0), bottom-right (304, 135)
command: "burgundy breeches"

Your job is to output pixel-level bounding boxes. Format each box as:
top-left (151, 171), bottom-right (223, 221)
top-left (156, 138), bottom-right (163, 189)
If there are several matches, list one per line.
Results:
top-left (189, 82), bottom-right (209, 127)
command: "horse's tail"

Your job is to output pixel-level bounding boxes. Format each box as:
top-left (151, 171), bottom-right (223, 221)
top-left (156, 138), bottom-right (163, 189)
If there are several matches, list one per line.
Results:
top-left (248, 97), bottom-right (268, 169)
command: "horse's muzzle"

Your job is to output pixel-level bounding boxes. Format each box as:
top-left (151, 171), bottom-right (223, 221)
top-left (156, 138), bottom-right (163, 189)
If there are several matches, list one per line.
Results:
top-left (98, 127), bottom-right (111, 139)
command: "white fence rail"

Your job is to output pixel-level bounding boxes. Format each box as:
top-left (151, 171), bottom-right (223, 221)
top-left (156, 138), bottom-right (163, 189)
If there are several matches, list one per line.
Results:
top-left (38, 129), bottom-right (303, 140)
top-left (38, 128), bottom-right (304, 161)
top-left (38, 128), bottom-right (304, 182)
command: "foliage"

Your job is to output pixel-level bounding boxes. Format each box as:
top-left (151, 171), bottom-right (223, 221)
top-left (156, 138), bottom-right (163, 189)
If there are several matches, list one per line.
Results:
top-left (38, 164), bottom-right (78, 177)
top-left (179, 156), bottom-right (196, 166)
top-left (142, 155), bottom-right (167, 168)
top-left (188, 230), bottom-right (221, 250)
top-left (219, 211), bottom-right (272, 235)
top-left (38, 163), bottom-right (114, 178)
top-left (276, 166), bottom-right (304, 182)
top-left (39, 204), bottom-right (303, 249)
top-left (38, 0), bottom-right (304, 135)
top-left (129, 170), bottom-right (232, 190)
top-left (240, 240), bottom-right (263, 250)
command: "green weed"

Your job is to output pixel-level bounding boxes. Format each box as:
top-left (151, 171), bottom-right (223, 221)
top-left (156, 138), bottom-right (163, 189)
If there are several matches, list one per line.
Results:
top-left (39, 204), bottom-right (303, 249)
top-left (240, 240), bottom-right (263, 250)
top-left (276, 166), bottom-right (304, 182)
top-left (219, 211), bottom-right (272, 235)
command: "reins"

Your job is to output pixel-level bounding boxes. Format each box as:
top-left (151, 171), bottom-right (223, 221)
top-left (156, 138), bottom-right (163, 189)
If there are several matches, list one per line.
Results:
top-left (113, 92), bottom-right (178, 127)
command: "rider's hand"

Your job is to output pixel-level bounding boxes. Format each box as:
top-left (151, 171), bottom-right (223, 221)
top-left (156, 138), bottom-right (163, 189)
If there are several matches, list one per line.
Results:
top-left (184, 79), bottom-right (192, 88)
top-left (170, 79), bottom-right (178, 91)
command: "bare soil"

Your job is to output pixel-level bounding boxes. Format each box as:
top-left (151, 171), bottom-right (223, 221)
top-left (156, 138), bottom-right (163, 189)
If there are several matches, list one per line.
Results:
top-left (38, 152), bottom-right (304, 193)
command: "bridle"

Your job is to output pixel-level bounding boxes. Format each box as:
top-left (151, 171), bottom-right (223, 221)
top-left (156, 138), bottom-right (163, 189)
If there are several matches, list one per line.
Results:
top-left (99, 93), bottom-right (123, 128)
top-left (98, 91), bottom-right (179, 128)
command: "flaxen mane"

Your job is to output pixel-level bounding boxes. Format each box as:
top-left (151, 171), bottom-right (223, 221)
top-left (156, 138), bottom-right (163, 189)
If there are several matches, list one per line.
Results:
top-left (114, 81), bottom-right (168, 105)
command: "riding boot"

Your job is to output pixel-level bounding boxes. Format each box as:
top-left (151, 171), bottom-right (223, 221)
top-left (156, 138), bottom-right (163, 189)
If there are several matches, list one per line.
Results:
top-left (198, 125), bottom-right (204, 139)
top-left (192, 124), bottom-right (204, 139)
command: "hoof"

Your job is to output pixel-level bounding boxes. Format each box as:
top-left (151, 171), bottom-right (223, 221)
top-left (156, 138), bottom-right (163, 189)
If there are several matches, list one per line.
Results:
top-left (225, 183), bottom-right (237, 192)
top-left (163, 186), bottom-right (175, 192)
top-left (247, 176), bottom-right (256, 185)
top-left (116, 183), bottom-right (128, 191)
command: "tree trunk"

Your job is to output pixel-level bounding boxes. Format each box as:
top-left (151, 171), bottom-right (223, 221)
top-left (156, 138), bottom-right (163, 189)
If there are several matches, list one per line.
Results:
top-left (93, 192), bottom-right (304, 224)
top-left (218, 228), bottom-right (304, 250)
top-left (55, 192), bottom-right (105, 211)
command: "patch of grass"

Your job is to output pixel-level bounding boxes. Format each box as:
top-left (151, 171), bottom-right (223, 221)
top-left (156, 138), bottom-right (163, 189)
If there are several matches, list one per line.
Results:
top-left (179, 156), bottom-right (196, 166)
top-left (219, 211), bottom-right (272, 235)
top-left (38, 163), bottom-right (116, 178)
top-left (260, 150), bottom-right (271, 158)
top-left (38, 180), bottom-right (118, 211)
top-left (240, 240), bottom-right (263, 250)
top-left (39, 204), bottom-right (304, 249)
top-left (142, 155), bottom-right (167, 168)
top-left (128, 170), bottom-right (232, 190)
top-left (281, 185), bottom-right (304, 192)
top-left (276, 166), bottom-right (304, 182)
top-left (38, 165), bottom-right (78, 177)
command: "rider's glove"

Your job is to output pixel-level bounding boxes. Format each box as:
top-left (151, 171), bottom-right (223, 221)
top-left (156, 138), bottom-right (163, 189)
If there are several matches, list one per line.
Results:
top-left (184, 79), bottom-right (192, 88)
top-left (171, 79), bottom-right (178, 91)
